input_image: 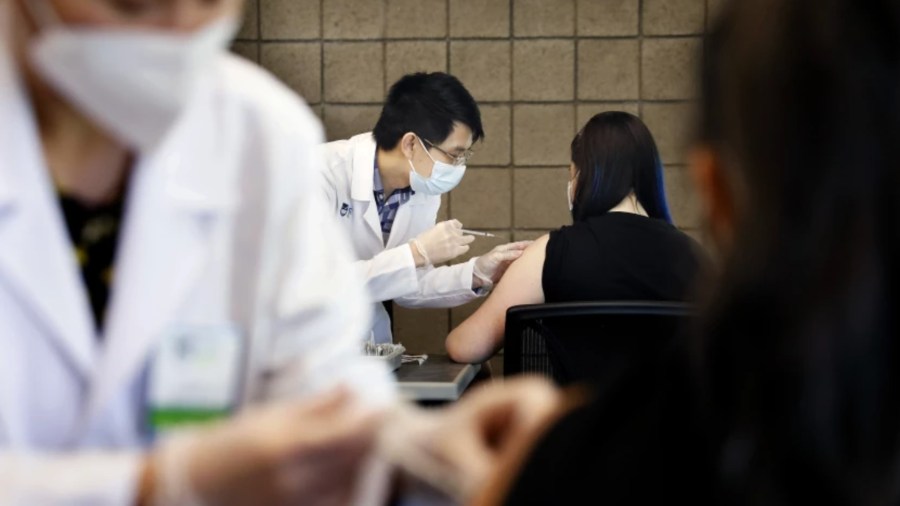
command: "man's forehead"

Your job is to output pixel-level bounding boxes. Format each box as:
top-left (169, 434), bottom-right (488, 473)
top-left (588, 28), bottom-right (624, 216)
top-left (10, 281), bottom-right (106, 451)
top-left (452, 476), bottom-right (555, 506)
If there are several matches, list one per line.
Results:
top-left (442, 125), bottom-right (474, 151)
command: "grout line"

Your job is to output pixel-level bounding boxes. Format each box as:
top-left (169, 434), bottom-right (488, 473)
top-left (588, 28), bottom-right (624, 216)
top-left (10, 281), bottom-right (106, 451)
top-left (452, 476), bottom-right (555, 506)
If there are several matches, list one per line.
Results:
top-left (573, 0), bottom-right (579, 107)
top-left (445, 0), bottom-right (450, 73)
top-left (244, 33), bottom-right (702, 44)
top-left (255, 0), bottom-right (261, 61)
top-left (316, 99), bottom-right (695, 107)
top-left (319, 0), bottom-right (325, 127)
top-left (638, 0), bottom-right (644, 120)
top-left (508, 0), bottom-right (516, 232)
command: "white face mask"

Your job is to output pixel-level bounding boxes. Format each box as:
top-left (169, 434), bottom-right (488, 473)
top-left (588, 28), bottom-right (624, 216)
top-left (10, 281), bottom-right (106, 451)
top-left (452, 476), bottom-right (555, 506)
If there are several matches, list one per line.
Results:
top-left (567, 180), bottom-right (574, 211)
top-left (24, 0), bottom-right (237, 153)
top-left (408, 137), bottom-right (466, 196)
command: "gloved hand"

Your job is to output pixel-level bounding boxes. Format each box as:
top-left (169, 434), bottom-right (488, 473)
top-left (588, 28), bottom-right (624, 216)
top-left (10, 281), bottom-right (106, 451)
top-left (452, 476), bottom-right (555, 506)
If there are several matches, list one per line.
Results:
top-left (411, 220), bottom-right (475, 267)
top-left (377, 377), bottom-right (563, 503)
top-left (149, 388), bottom-right (382, 506)
top-left (473, 241), bottom-right (533, 287)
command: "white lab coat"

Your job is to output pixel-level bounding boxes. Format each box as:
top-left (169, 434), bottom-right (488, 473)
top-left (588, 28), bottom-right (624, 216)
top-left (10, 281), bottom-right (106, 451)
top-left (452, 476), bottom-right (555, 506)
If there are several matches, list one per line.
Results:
top-left (319, 133), bottom-right (483, 342)
top-left (0, 34), bottom-right (395, 505)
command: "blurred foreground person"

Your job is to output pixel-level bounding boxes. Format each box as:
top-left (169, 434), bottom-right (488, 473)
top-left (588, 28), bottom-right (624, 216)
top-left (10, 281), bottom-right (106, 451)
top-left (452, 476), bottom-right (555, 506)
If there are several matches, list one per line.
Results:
top-left (476, 0), bottom-right (900, 504)
top-left (0, 1), bottom-right (563, 504)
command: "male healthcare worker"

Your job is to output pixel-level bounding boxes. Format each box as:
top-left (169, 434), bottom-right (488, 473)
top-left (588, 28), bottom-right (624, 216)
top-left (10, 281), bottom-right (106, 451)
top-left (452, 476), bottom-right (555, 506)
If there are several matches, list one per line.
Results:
top-left (0, 0), bottom-right (395, 503)
top-left (320, 73), bottom-right (530, 343)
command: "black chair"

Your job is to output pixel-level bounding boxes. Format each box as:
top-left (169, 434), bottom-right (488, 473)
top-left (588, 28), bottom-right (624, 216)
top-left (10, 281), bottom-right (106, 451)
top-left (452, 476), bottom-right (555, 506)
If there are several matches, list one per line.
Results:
top-left (503, 301), bottom-right (694, 386)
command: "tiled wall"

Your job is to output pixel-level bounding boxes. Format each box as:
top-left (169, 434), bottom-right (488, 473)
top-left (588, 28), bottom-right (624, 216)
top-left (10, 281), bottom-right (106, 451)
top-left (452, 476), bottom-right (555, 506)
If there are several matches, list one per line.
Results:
top-left (233, 0), bottom-right (721, 361)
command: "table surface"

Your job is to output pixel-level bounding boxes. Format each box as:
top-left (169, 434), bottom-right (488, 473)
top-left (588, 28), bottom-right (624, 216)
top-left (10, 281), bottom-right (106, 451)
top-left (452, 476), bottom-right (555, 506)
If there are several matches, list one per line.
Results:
top-left (394, 354), bottom-right (481, 402)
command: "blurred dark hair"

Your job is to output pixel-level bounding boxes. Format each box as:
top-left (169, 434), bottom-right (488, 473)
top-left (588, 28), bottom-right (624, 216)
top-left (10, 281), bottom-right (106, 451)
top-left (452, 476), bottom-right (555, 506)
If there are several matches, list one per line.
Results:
top-left (570, 111), bottom-right (672, 223)
top-left (698, 0), bottom-right (900, 504)
top-left (372, 72), bottom-right (484, 149)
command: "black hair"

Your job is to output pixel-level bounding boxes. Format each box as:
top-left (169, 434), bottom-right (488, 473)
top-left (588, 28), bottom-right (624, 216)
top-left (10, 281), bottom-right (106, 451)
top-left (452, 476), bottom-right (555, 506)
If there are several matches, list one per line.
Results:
top-left (698, 0), bottom-right (900, 504)
top-left (372, 72), bottom-right (484, 149)
top-left (570, 111), bottom-right (672, 223)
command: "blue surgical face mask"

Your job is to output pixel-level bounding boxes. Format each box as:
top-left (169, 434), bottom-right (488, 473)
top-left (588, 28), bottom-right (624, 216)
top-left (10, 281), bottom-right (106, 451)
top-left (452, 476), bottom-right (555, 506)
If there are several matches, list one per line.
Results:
top-left (408, 137), bottom-right (466, 196)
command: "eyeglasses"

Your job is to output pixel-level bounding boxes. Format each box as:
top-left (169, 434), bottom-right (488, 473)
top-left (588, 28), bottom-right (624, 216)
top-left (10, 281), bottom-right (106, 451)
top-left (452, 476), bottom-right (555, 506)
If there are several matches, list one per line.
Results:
top-left (422, 138), bottom-right (474, 167)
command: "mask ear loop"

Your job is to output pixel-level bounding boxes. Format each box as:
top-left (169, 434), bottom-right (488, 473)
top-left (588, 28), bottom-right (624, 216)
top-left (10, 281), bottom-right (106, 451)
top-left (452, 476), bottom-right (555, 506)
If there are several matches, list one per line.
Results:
top-left (20, 0), bottom-right (61, 29)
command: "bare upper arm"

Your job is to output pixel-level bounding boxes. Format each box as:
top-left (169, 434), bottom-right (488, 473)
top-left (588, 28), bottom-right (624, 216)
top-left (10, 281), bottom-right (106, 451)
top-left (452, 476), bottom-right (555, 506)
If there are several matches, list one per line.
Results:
top-left (445, 234), bottom-right (549, 363)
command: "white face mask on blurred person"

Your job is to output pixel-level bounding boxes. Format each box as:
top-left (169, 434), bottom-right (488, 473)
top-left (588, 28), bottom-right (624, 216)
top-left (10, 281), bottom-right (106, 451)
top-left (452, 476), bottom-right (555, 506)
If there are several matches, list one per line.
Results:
top-left (24, 0), bottom-right (238, 153)
top-left (567, 180), bottom-right (574, 211)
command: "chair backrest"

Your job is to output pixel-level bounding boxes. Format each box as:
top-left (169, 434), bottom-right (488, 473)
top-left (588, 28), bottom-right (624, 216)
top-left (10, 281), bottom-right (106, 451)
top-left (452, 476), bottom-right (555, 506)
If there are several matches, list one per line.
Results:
top-left (503, 301), bottom-right (694, 386)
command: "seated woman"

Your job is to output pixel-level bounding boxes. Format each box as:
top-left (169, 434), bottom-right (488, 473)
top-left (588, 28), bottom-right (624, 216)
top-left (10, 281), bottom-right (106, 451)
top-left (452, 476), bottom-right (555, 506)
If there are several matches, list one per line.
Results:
top-left (445, 112), bottom-right (705, 365)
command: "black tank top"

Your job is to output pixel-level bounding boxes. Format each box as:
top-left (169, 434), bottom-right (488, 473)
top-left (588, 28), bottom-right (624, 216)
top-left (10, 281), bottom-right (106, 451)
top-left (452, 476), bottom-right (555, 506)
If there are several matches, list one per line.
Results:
top-left (542, 213), bottom-right (704, 303)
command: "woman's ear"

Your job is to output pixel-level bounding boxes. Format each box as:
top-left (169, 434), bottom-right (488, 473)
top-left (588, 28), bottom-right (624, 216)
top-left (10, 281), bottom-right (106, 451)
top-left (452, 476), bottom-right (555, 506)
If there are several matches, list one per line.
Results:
top-left (689, 145), bottom-right (735, 253)
top-left (399, 132), bottom-right (417, 160)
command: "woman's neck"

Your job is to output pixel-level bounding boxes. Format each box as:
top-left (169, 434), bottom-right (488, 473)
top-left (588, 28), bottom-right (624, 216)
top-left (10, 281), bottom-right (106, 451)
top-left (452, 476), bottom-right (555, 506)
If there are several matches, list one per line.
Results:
top-left (22, 65), bottom-right (131, 205)
top-left (608, 193), bottom-right (649, 217)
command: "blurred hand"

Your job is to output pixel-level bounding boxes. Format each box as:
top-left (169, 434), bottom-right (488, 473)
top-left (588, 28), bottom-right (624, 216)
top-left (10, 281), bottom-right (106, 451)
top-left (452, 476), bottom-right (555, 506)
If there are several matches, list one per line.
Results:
top-left (378, 377), bottom-right (562, 502)
top-left (412, 220), bottom-right (475, 267)
top-left (473, 241), bottom-right (533, 287)
top-left (150, 388), bottom-right (381, 506)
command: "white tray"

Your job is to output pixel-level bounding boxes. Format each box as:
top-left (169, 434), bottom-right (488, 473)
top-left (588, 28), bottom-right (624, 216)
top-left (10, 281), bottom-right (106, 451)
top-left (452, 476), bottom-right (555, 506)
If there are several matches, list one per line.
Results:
top-left (364, 343), bottom-right (405, 371)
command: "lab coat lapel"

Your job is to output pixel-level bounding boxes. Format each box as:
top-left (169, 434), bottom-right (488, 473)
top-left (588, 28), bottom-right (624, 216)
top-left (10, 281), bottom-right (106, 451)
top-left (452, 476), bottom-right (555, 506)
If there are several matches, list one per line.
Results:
top-left (0, 50), bottom-right (96, 378)
top-left (85, 129), bottom-right (236, 425)
top-left (349, 134), bottom-right (382, 244)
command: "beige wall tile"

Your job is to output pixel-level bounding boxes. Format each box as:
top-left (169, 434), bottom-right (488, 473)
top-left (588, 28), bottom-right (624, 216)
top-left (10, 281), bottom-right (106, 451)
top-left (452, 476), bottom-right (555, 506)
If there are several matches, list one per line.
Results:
top-left (392, 307), bottom-right (450, 353)
top-left (450, 41), bottom-right (511, 102)
top-left (449, 169), bottom-right (512, 229)
top-left (514, 168), bottom-right (572, 228)
top-left (260, 43), bottom-right (322, 103)
top-left (643, 0), bottom-right (705, 35)
top-left (513, 105), bottom-right (575, 166)
top-left (385, 42), bottom-right (447, 89)
top-left (237, 0), bottom-right (258, 40)
top-left (476, 105), bottom-right (511, 166)
top-left (386, 0), bottom-right (447, 38)
top-left (231, 42), bottom-right (259, 63)
top-left (577, 103), bottom-right (640, 128)
top-left (323, 0), bottom-right (385, 39)
top-left (323, 42), bottom-right (384, 102)
top-left (641, 102), bottom-right (696, 164)
top-left (488, 356), bottom-right (504, 376)
top-left (663, 166), bottom-right (702, 229)
top-left (578, 39), bottom-right (640, 100)
top-left (311, 104), bottom-right (324, 121)
top-left (577, 0), bottom-right (639, 36)
top-left (513, 0), bottom-right (575, 37)
top-left (438, 195), bottom-right (449, 221)
top-left (260, 0), bottom-right (320, 40)
top-left (449, 0), bottom-right (510, 37)
top-left (641, 37), bottom-right (702, 100)
top-left (513, 230), bottom-right (551, 241)
top-left (513, 40), bottom-right (575, 102)
top-left (322, 105), bottom-right (382, 141)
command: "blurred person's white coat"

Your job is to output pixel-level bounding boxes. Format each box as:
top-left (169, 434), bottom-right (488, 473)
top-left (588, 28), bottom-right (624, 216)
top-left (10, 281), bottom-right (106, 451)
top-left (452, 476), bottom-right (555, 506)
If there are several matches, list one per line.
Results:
top-left (0, 28), bottom-right (394, 506)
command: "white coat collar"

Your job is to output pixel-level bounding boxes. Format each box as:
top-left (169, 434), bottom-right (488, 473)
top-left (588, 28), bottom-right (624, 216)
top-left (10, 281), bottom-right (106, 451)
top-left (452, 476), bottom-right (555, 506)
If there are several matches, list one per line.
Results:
top-left (349, 132), bottom-right (378, 203)
top-left (0, 34), bottom-right (234, 399)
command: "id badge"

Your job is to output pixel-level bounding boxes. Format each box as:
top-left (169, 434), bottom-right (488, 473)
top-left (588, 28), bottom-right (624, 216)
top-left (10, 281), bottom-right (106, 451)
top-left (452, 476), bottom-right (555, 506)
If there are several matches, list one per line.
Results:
top-left (146, 324), bottom-right (243, 432)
